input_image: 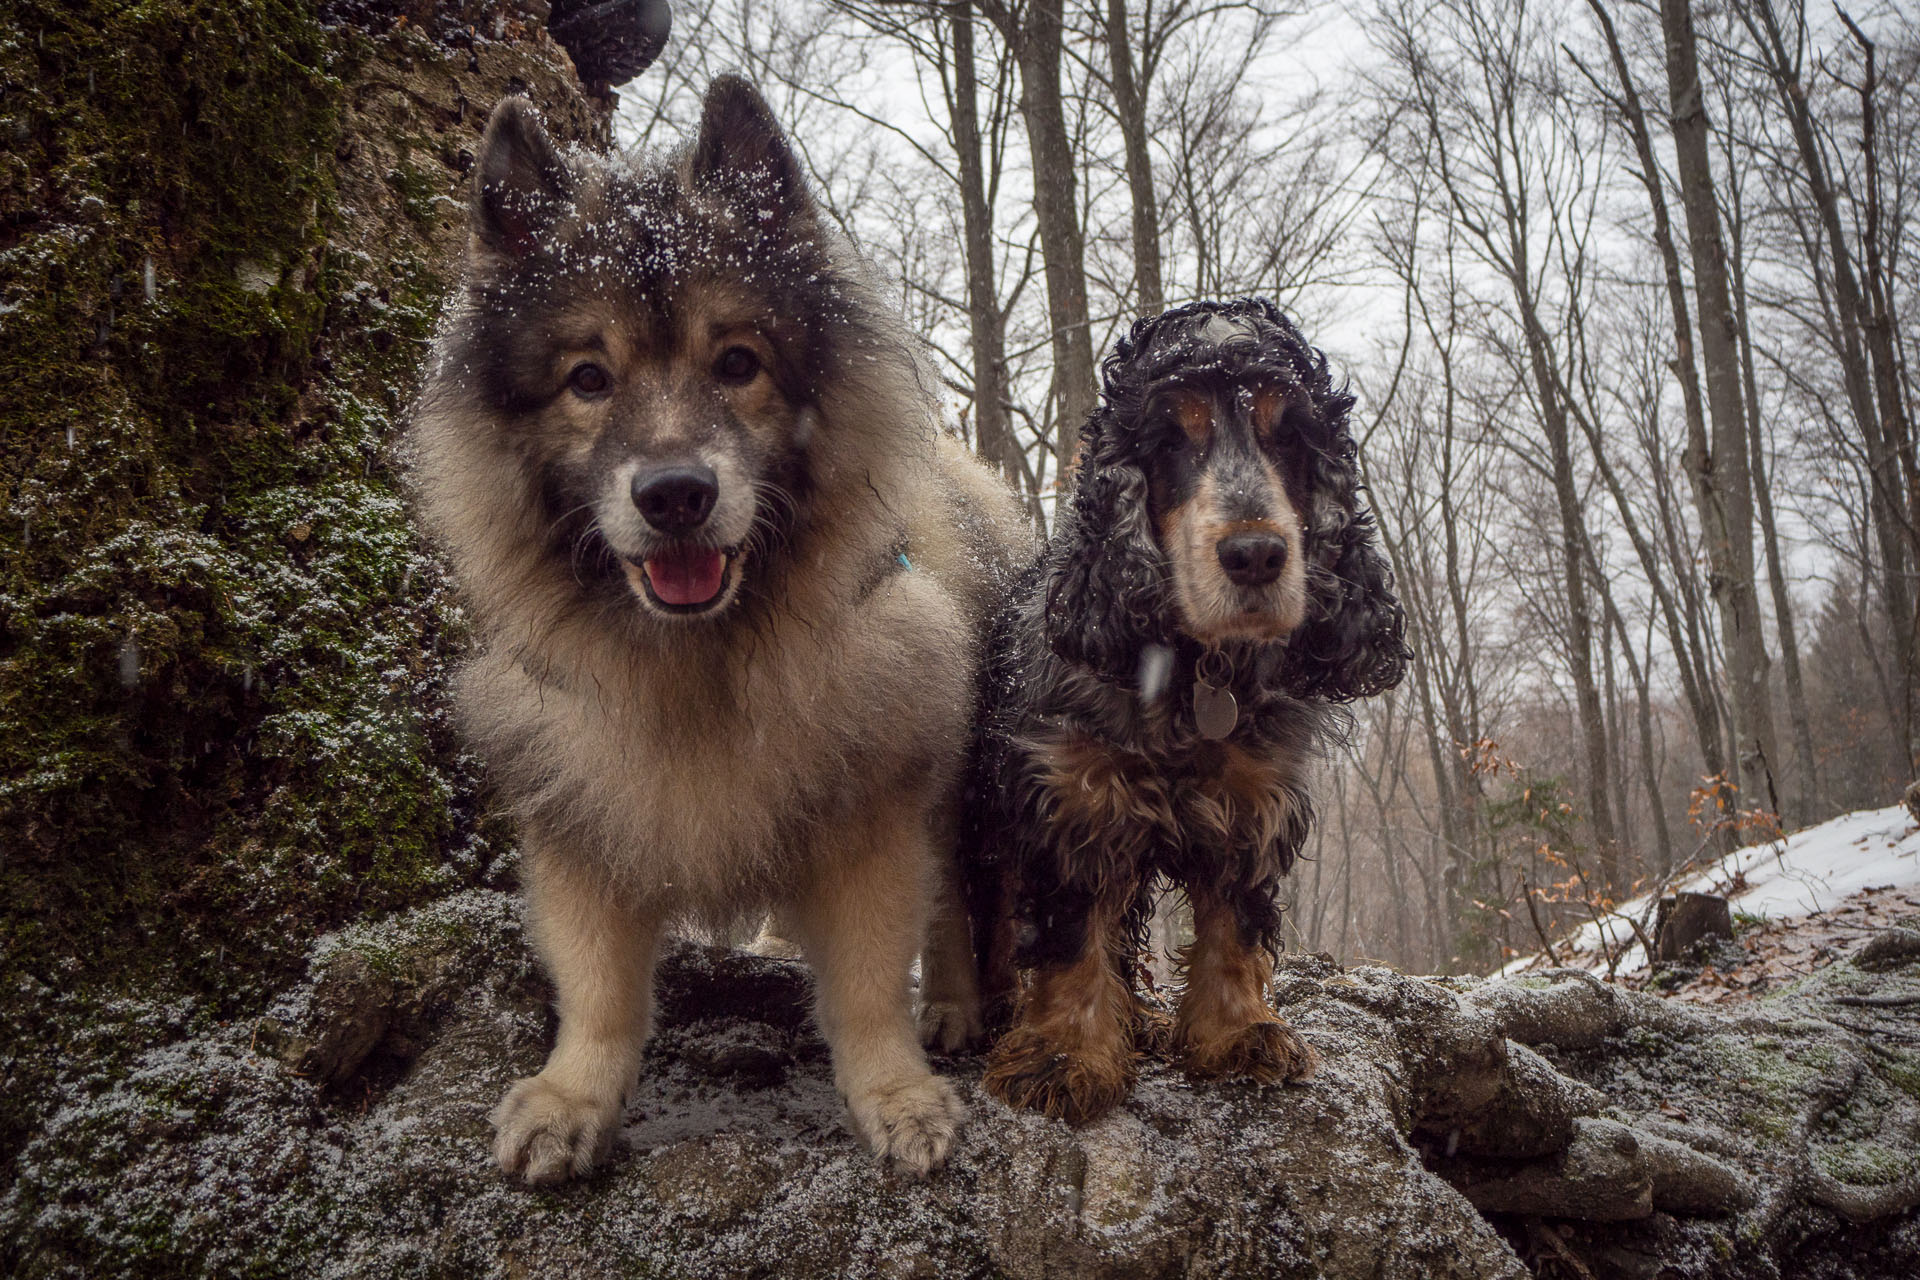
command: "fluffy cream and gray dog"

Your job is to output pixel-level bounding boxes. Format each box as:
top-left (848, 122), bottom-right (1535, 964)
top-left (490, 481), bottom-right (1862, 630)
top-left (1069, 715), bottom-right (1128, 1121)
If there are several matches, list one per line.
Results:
top-left (411, 77), bottom-right (1029, 1183)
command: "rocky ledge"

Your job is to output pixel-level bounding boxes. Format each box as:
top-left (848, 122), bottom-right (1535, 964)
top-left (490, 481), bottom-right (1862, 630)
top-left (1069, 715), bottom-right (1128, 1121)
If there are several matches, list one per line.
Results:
top-left (5, 889), bottom-right (1918, 1278)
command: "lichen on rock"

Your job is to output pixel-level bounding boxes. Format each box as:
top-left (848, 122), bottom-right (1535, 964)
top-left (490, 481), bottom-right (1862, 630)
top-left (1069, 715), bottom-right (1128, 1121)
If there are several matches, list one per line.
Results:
top-left (0, 0), bottom-right (602, 1178)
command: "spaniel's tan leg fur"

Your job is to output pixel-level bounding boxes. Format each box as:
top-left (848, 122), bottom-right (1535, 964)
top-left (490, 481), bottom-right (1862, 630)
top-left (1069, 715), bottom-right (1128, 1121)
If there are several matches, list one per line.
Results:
top-left (983, 895), bottom-right (1138, 1125)
top-left (1173, 889), bottom-right (1317, 1083)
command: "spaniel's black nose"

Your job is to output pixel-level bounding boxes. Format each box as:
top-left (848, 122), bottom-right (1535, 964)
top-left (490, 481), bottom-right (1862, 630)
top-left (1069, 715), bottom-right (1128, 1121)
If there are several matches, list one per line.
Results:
top-left (632, 464), bottom-right (718, 532)
top-left (1217, 531), bottom-right (1288, 587)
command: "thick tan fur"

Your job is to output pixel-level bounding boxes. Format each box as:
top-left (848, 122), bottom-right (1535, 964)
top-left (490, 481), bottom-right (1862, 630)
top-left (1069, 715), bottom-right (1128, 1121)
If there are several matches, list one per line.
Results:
top-left (412, 87), bottom-right (1030, 1183)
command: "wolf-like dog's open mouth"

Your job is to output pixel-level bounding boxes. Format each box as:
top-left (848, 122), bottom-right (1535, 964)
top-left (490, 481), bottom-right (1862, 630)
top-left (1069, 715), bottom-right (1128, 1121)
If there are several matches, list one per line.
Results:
top-left (625, 545), bottom-right (743, 614)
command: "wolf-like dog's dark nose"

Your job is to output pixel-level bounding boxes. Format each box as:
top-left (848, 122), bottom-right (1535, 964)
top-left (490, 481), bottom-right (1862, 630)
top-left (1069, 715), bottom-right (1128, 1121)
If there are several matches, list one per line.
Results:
top-left (632, 464), bottom-right (719, 532)
top-left (1217, 531), bottom-right (1288, 587)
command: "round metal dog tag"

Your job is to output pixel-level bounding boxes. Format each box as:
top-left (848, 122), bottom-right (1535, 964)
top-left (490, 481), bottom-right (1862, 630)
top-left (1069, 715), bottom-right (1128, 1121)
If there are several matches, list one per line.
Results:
top-left (1193, 679), bottom-right (1239, 740)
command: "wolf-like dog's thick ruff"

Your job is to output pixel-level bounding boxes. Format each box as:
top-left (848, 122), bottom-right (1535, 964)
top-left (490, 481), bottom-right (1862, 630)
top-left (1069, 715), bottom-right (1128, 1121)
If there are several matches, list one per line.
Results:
top-left (411, 78), bottom-right (1029, 1183)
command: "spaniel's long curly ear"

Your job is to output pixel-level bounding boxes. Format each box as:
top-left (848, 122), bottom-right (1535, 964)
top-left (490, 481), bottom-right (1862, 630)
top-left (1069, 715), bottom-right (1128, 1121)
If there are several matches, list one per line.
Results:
top-left (1042, 410), bottom-right (1170, 680)
top-left (1279, 383), bottom-right (1411, 701)
top-left (1282, 505), bottom-right (1409, 701)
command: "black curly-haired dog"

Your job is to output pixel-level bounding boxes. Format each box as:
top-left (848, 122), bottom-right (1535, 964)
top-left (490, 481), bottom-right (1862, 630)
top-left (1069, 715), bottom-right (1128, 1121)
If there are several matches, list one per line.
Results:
top-left (963, 298), bottom-right (1408, 1124)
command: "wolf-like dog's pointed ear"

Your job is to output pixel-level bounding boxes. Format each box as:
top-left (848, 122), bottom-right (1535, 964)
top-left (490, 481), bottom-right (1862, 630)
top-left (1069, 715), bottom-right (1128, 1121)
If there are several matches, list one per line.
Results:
top-left (472, 97), bottom-right (573, 259)
top-left (691, 75), bottom-right (811, 225)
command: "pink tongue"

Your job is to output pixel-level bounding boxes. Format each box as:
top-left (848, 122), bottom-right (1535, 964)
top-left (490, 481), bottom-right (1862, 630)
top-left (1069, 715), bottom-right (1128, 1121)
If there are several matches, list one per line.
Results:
top-left (644, 547), bottom-right (726, 606)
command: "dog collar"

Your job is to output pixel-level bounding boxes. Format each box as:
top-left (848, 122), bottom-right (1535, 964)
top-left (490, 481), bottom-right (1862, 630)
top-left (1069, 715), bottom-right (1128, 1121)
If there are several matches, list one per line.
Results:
top-left (855, 533), bottom-right (913, 601)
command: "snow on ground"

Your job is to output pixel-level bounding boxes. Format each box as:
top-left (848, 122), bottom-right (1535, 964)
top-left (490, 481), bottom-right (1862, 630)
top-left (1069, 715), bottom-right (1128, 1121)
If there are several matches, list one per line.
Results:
top-left (1502, 803), bottom-right (1920, 977)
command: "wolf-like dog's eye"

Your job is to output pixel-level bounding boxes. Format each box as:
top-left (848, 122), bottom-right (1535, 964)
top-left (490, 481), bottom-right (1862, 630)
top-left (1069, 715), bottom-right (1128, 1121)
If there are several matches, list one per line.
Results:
top-left (569, 363), bottom-right (611, 397)
top-left (714, 346), bottom-right (760, 384)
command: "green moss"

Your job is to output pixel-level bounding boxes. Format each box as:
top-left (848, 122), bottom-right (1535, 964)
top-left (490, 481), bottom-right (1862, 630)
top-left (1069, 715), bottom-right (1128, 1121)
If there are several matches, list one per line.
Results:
top-left (1882, 1047), bottom-right (1920, 1102)
top-left (310, 889), bottom-right (494, 982)
top-left (1815, 1139), bottom-right (1912, 1187)
top-left (1700, 1032), bottom-right (1835, 1143)
top-left (0, 0), bottom-right (489, 1165)
top-left (388, 155), bottom-right (444, 231)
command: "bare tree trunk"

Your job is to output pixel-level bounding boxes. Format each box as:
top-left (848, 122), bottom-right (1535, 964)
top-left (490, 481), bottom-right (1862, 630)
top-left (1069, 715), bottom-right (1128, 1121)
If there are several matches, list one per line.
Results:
top-left (1525, 315), bottom-right (1622, 879)
top-left (1103, 0), bottom-right (1163, 315)
top-left (1740, 0), bottom-right (1917, 773)
top-left (1372, 249), bottom-right (1495, 967)
top-left (946, 2), bottom-right (1018, 493)
top-left (1644, 408), bottom-right (1733, 794)
top-left (1364, 317), bottom-right (1484, 965)
top-left (1730, 211), bottom-right (1820, 823)
top-left (1577, 0), bottom-right (1729, 793)
top-left (1302, 808), bottom-right (1329, 953)
top-left (1836, 7), bottom-right (1920, 774)
top-left (1660, 0), bottom-right (1783, 824)
top-left (1697, 27), bottom-right (1821, 826)
top-left (1598, 600), bottom-right (1633, 868)
top-left (980, 0), bottom-right (1097, 461)
top-left (1343, 693), bottom-right (1422, 968)
top-left (1592, 543), bottom-right (1677, 871)
top-left (1395, 0), bottom-right (1619, 878)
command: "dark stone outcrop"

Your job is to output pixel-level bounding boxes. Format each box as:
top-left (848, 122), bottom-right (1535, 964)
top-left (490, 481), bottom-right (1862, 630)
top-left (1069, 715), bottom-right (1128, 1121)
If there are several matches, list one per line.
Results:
top-left (7, 894), bottom-right (1919, 1278)
top-left (0, 0), bottom-right (603, 1199)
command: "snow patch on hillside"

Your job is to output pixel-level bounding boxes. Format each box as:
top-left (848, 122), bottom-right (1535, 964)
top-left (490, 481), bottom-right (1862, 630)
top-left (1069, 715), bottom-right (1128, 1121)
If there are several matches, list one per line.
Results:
top-left (1502, 804), bottom-right (1920, 976)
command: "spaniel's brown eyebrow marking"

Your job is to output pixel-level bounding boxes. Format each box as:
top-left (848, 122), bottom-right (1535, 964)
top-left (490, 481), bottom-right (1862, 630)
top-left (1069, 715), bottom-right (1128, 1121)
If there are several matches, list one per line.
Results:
top-left (1170, 390), bottom-right (1213, 442)
top-left (1252, 387), bottom-right (1285, 434)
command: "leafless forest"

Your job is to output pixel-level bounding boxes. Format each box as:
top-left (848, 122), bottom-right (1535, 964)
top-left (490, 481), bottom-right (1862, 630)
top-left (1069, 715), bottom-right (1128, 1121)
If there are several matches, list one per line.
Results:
top-left (612, 0), bottom-right (1918, 974)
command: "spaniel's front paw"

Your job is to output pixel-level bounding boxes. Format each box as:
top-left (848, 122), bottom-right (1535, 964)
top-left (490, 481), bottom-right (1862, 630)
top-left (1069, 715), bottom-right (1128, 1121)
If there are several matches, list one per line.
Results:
top-left (983, 1025), bottom-right (1135, 1125)
top-left (1179, 1016), bottom-right (1319, 1084)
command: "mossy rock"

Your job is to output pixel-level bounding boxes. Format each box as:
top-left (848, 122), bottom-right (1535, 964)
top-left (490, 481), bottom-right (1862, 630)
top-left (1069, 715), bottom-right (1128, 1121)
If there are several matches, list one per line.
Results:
top-left (0, 0), bottom-right (604, 1169)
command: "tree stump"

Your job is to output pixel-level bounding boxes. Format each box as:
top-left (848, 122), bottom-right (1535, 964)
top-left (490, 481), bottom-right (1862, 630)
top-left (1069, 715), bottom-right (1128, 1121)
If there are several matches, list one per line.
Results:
top-left (1654, 892), bottom-right (1734, 962)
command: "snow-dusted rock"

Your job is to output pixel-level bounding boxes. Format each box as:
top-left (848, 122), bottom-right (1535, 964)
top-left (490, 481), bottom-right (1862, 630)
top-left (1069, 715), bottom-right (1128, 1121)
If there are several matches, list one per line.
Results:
top-left (8, 892), bottom-right (1919, 1278)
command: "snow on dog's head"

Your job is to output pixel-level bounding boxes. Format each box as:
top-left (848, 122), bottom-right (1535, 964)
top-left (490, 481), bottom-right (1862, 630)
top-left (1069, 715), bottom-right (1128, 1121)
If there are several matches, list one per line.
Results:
top-left (417, 80), bottom-right (923, 627)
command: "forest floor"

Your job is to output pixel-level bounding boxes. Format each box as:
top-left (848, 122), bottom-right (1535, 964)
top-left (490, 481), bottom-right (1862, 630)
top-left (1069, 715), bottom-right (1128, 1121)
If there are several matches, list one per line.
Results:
top-left (1504, 804), bottom-right (1920, 999)
top-left (1623, 882), bottom-right (1920, 1007)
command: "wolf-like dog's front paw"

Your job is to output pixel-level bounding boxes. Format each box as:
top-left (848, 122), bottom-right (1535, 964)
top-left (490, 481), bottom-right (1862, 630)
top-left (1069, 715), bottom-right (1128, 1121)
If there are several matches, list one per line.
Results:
top-left (918, 998), bottom-right (985, 1055)
top-left (492, 1074), bottom-right (622, 1185)
top-left (845, 1072), bottom-right (964, 1176)
top-left (1178, 1018), bottom-right (1320, 1084)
